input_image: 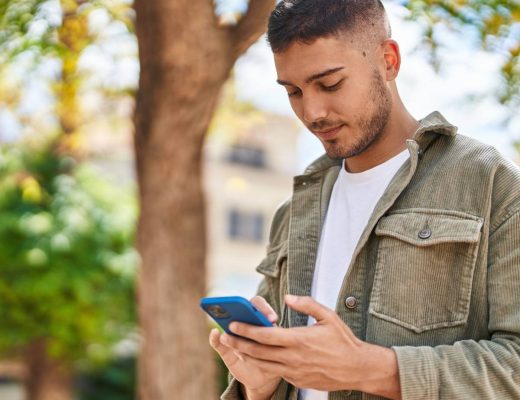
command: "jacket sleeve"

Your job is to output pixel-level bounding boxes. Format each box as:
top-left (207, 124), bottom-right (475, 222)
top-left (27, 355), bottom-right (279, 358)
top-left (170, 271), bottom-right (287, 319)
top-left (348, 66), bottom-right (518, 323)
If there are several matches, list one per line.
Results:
top-left (393, 210), bottom-right (520, 399)
top-left (221, 375), bottom-right (293, 400)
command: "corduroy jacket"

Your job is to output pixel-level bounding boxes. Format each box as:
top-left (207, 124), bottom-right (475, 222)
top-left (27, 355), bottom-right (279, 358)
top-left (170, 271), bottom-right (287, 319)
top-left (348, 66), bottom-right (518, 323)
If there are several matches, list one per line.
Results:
top-left (222, 112), bottom-right (520, 400)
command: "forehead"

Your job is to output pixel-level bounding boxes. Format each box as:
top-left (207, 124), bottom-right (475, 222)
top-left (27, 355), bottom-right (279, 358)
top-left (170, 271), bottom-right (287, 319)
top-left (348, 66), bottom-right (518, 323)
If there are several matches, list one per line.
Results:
top-left (273, 36), bottom-right (365, 83)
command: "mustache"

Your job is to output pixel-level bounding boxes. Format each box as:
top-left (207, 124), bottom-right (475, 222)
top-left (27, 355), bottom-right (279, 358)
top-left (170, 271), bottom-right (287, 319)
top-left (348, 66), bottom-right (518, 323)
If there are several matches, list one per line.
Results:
top-left (309, 120), bottom-right (346, 132)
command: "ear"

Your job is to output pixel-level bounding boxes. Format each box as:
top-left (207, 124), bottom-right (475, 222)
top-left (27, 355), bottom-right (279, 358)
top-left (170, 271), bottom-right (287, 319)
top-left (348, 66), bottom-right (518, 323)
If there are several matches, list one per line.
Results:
top-left (382, 39), bottom-right (401, 81)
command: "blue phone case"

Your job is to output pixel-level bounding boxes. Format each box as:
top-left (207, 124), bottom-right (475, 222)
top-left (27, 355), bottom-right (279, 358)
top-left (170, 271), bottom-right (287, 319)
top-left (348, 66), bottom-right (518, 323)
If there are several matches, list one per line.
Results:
top-left (200, 296), bottom-right (273, 334)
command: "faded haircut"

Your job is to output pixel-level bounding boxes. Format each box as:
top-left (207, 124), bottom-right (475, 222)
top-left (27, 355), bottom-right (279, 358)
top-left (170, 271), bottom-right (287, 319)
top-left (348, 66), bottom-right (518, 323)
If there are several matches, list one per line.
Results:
top-left (267, 0), bottom-right (391, 53)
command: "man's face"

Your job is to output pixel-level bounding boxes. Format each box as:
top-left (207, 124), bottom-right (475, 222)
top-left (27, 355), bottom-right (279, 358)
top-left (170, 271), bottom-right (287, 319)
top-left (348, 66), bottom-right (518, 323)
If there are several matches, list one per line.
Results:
top-left (274, 36), bottom-right (392, 160)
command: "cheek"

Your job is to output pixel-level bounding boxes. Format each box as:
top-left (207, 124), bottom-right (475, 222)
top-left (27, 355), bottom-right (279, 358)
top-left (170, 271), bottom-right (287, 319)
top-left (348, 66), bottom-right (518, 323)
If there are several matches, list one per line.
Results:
top-left (342, 79), bottom-right (374, 109)
top-left (341, 93), bottom-right (373, 119)
top-left (329, 96), bottom-right (356, 120)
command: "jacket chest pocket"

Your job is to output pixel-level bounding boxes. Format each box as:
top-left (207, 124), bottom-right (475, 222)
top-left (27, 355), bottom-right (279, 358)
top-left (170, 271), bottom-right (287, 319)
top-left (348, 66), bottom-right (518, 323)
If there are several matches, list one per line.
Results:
top-left (256, 241), bottom-right (289, 327)
top-left (369, 211), bottom-right (483, 333)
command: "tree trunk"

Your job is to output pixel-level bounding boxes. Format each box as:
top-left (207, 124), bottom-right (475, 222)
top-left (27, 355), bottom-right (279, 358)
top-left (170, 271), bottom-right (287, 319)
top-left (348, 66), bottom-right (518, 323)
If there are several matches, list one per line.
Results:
top-left (24, 340), bottom-right (73, 400)
top-left (133, 1), bottom-right (274, 399)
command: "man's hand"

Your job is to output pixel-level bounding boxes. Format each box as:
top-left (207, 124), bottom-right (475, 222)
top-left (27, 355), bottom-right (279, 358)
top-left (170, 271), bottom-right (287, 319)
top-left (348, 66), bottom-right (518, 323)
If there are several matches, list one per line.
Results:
top-left (209, 296), bottom-right (282, 400)
top-left (221, 295), bottom-right (401, 399)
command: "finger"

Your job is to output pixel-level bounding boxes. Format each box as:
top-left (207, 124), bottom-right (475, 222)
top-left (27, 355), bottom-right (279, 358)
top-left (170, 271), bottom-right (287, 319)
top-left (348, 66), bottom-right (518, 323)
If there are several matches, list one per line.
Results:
top-left (242, 355), bottom-right (288, 377)
top-left (284, 295), bottom-right (334, 323)
top-left (209, 328), bottom-right (228, 354)
top-left (229, 322), bottom-right (296, 346)
top-left (221, 331), bottom-right (286, 363)
top-left (209, 329), bottom-right (242, 366)
top-left (250, 296), bottom-right (278, 324)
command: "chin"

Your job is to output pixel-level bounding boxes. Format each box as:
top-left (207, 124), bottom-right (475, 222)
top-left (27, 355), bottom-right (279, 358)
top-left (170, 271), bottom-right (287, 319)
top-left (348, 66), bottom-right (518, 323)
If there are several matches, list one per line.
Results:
top-left (325, 133), bottom-right (381, 159)
top-left (324, 149), bottom-right (348, 160)
top-left (324, 143), bottom-right (362, 160)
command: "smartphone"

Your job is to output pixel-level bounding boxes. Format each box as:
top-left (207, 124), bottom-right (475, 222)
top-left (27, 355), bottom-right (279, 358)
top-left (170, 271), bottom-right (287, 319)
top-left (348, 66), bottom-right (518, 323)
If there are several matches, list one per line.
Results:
top-left (200, 296), bottom-right (273, 335)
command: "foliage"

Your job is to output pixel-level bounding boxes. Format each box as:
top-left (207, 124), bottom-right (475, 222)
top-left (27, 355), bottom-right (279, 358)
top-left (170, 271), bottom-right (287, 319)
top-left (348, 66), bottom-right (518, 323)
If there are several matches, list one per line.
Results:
top-left (403, 0), bottom-right (520, 106)
top-left (0, 136), bottom-right (138, 365)
top-left (76, 355), bottom-right (136, 400)
top-left (0, 0), bottom-right (54, 60)
top-left (0, 0), bottom-right (134, 59)
top-left (0, 0), bottom-right (136, 142)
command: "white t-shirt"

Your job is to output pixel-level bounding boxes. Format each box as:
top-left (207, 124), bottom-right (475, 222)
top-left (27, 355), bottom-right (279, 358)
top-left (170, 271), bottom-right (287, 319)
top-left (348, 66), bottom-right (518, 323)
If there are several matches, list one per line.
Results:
top-left (302, 150), bottom-right (409, 400)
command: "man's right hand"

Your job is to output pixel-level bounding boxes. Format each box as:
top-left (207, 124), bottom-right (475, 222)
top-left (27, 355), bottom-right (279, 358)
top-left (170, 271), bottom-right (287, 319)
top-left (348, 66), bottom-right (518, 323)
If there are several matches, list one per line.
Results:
top-left (209, 296), bottom-right (282, 400)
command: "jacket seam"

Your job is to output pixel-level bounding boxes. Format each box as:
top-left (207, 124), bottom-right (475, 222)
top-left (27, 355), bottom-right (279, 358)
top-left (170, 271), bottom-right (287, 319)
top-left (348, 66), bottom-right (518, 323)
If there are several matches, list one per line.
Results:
top-left (490, 206), bottom-right (520, 235)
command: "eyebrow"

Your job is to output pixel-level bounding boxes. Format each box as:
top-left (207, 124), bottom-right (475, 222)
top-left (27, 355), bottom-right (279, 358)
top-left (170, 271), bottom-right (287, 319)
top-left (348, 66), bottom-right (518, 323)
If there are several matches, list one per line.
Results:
top-left (276, 66), bottom-right (345, 87)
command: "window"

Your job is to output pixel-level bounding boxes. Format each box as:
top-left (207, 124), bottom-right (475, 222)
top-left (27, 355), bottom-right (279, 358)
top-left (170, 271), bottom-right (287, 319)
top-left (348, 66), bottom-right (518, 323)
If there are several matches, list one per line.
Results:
top-left (227, 144), bottom-right (266, 168)
top-left (228, 209), bottom-right (264, 242)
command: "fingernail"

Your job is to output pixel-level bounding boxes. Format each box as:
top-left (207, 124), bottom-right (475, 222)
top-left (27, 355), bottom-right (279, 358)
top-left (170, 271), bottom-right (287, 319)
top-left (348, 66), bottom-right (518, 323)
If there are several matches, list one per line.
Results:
top-left (229, 322), bottom-right (237, 332)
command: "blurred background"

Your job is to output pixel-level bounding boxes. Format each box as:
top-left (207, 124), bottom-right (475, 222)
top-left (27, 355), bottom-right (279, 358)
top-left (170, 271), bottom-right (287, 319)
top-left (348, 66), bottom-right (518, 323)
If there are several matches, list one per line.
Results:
top-left (0, 0), bottom-right (518, 399)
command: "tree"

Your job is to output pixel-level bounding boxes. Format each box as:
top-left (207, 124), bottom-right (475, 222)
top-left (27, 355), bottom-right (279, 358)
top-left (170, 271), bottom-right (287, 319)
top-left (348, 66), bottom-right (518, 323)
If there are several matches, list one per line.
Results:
top-left (404, 0), bottom-right (520, 107)
top-left (132, 1), bottom-right (275, 398)
top-left (0, 0), bottom-right (135, 144)
top-left (0, 139), bottom-right (137, 400)
top-left (0, 1), bottom-right (137, 399)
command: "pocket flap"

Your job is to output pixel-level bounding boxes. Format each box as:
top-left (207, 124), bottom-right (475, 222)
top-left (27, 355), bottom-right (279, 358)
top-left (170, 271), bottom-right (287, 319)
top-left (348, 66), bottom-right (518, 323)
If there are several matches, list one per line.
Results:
top-left (255, 241), bottom-right (288, 278)
top-left (375, 211), bottom-right (483, 247)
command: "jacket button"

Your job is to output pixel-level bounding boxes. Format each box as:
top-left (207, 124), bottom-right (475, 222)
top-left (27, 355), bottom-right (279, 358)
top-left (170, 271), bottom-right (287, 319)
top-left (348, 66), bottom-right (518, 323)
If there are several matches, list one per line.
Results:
top-left (418, 228), bottom-right (432, 239)
top-left (345, 296), bottom-right (358, 309)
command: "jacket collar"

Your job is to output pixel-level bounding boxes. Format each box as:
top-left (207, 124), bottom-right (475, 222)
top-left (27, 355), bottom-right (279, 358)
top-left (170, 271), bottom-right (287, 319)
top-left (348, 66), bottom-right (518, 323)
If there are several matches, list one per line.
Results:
top-left (415, 111), bottom-right (458, 139)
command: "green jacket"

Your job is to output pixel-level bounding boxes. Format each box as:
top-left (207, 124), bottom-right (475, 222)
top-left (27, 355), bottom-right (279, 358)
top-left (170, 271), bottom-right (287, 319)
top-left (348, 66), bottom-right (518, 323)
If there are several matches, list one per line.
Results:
top-left (222, 112), bottom-right (520, 400)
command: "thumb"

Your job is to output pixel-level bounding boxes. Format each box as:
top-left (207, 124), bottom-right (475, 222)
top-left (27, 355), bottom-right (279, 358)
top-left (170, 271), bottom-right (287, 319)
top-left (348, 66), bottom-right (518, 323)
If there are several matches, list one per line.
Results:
top-left (284, 295), bottom-right (334, 323)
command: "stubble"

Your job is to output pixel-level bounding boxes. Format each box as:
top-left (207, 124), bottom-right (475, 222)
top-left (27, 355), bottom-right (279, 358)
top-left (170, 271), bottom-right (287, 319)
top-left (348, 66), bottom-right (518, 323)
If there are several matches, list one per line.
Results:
top-left (324, 71), bottom-right (392, 160)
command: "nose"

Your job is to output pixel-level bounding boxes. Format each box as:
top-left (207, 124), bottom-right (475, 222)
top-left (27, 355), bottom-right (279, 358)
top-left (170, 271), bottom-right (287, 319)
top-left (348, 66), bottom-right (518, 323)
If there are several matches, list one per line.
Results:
top-left (301, 94), bottom-right (328, 125)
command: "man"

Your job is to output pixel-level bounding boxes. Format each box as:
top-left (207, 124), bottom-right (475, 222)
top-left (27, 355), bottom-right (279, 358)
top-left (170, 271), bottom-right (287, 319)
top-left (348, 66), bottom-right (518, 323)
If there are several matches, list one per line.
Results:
top-left (209, 1), bottom-right (520, 399)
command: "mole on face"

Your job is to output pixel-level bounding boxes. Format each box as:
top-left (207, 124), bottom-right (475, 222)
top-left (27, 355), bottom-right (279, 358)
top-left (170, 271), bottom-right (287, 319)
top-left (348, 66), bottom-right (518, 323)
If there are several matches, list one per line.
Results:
top-left (363, 51), bottom-right (367, 57)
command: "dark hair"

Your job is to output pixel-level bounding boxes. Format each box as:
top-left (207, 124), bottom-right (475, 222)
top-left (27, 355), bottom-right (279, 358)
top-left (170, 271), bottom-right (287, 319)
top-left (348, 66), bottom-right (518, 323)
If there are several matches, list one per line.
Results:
top-left (267, 0), bottom-right (390, 53)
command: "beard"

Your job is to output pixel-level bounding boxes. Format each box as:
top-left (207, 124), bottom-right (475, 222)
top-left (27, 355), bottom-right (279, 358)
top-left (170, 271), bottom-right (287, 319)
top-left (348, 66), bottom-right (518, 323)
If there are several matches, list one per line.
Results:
top-left (317, 71), bottom-right (393, 160)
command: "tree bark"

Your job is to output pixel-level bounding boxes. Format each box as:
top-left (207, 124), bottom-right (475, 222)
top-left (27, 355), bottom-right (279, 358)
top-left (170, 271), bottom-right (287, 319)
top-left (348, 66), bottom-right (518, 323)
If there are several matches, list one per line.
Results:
top-left (133, 1), bottom-right (274, 399)
top-left (24, 340), bottom-right (73, 400)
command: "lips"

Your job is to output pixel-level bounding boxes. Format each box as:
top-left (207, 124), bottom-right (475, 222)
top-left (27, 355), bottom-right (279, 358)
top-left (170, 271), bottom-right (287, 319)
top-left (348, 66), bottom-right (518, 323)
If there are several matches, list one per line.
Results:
top-left (314, 124), bottom-right (344, 140)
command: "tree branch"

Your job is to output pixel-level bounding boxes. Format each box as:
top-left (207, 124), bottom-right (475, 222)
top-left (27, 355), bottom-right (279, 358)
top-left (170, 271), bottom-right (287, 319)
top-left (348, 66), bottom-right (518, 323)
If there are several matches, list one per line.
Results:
top-left (230, 0), bottom-right (276, 59)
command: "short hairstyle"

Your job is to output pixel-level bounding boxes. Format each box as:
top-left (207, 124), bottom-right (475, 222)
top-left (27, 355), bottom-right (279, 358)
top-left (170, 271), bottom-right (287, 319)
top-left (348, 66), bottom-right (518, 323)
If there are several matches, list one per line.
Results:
top-left (267, 0), bottom-right (391, 53)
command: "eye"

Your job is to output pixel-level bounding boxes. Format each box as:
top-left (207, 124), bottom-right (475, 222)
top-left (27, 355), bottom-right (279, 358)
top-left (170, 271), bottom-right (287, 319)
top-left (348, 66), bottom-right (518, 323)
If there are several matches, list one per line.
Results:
top-left (287, 88), bottom-right (302, 98)
top-left (321, 79), bottom-right (344, 92)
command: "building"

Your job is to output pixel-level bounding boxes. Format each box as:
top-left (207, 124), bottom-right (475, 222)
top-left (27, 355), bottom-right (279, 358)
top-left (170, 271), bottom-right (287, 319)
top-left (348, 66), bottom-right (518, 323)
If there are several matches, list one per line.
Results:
top-left (204, 111), bottom-right (300, 298)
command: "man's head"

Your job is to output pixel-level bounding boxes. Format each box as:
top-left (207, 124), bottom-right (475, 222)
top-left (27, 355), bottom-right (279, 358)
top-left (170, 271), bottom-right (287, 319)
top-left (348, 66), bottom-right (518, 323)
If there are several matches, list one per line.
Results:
top-left (268, 0), bottom-right (391, 54)
top-left (268, 0), bottom-right (402, 164)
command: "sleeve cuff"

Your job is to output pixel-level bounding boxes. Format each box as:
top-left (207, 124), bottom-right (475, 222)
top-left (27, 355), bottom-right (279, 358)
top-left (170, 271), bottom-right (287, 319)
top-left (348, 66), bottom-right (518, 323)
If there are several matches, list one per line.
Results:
top-left (221, 377), bottom-right (245, 400)
top-left (221, 377), bottom-right (295, 400)
top-left (392, 346), bottom-right (440, 400)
